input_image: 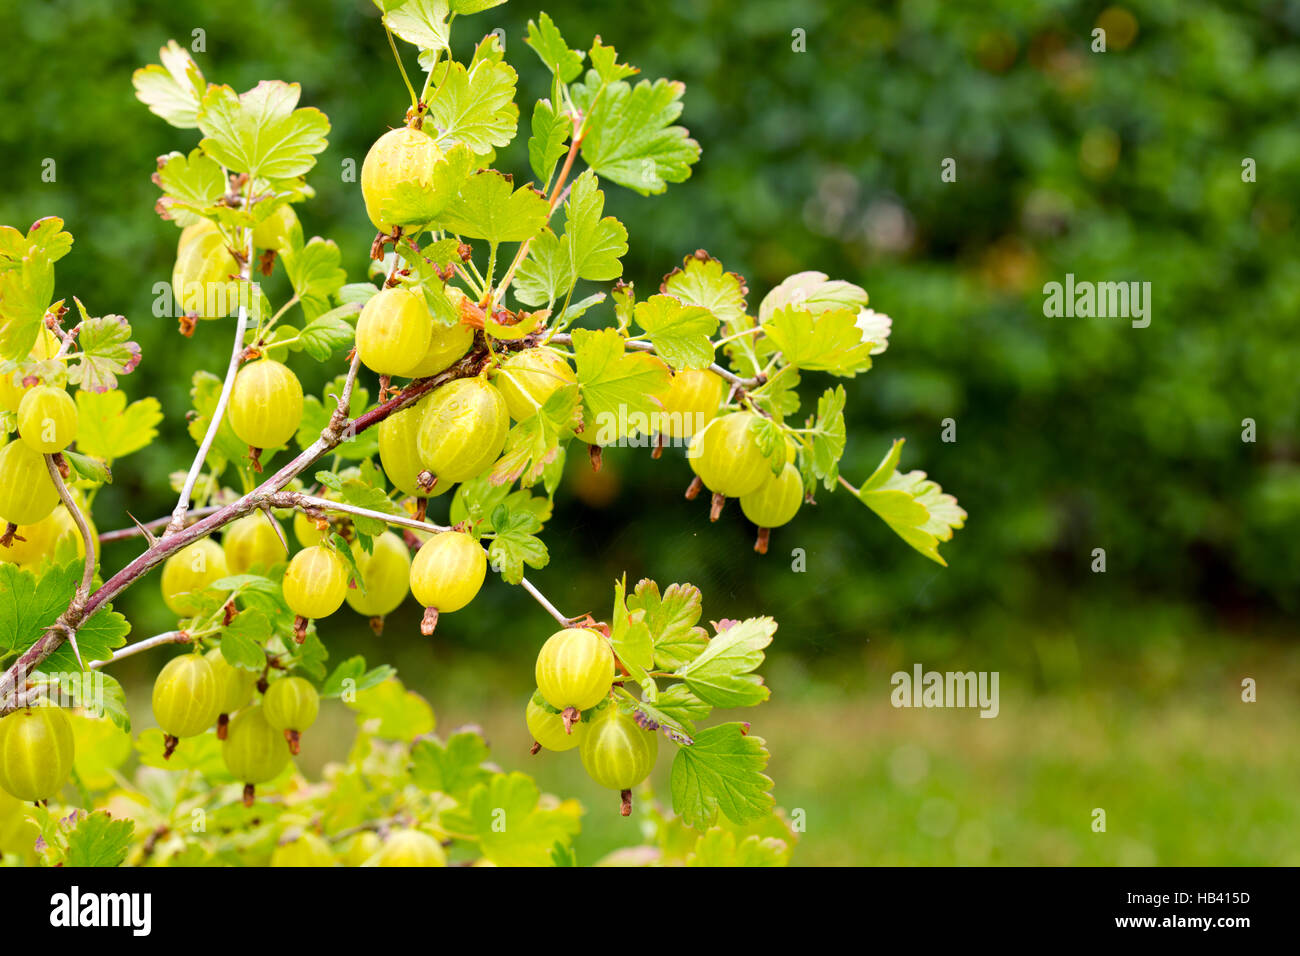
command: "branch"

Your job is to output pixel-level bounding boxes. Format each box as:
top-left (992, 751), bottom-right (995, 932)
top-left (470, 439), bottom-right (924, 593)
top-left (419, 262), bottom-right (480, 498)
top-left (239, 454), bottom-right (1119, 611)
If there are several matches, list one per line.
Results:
top-left (43, 453), bottom-right (95, 603)
top-left (90, 630), bottom-right (191, 670)
top-left (165, 219), bottom-right (256, 537)
top-left (519, 576), bottom-right (571, 628)
top-left (99, 505), bottom-right (223, 544)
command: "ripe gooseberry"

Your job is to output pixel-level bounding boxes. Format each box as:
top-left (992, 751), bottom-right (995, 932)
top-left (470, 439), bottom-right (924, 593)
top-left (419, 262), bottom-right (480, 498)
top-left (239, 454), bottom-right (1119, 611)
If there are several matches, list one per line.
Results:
top-left (0, 327), bottom-right (61, 413)
top-left (408, 530), bottom-right (486, 635)
top-left (579, 706), bottom-right (659, 814)
top-left (159, 537), bottom-right (229, 618)
top-left (227, 359), bottom-right (304, 453)
top-left (222, 705), bottom-right (291, 806)
top-left (493, 348), bottom-right (576, 421)
top-left (345, 530), bottom-right (412, 625)
top-left (657, 368), bottom-right (725, 441)
top-left (526, 691), bottom-right (586, 753)
top-left (688, 411), bottom-right (771, 518)
top-left (378, 399), bottom-right (449, 498)
top-left (740, 462), bottom-right (804, 554)
top-left (406, 318), bottom-right (474, 378)
top-left (262, 676), bottom-right (320, 754)
top-left (151, 653), bottom-right (223, 757)
top-left (270, 831), bottom-right (335, 867)
top-left (221, 512), bottom-right (288, 574)
top-left (0, 440), bottom-right (59, 529)
top-left (355, 287), bottom-right (433, 378)
top-left (204, 648), bottom-right (257, 739)
top-left (16, 385), bottom-right (77, 454)
top-left (534, 628), bottom-right (615, 725)
top-left (0, 705), bottom-right (74, 803)
top-left (361, 127), bottom-right (447, 232)
top-left (282, 544), bottom-right (349, 638)
top-left (416, 378), bottom-right (509, 483)
top-left (172, 220), bottom-right (239, 319)
top-left (252, 204), bottom-right (298, 256)
top-left (367, 828), bottom-right (447, 867)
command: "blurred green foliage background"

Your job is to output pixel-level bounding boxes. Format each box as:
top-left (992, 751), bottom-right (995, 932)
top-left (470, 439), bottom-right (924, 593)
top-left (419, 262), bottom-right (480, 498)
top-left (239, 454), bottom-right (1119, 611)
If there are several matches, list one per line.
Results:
top-left (1, 0), bottom-right (1296, 864)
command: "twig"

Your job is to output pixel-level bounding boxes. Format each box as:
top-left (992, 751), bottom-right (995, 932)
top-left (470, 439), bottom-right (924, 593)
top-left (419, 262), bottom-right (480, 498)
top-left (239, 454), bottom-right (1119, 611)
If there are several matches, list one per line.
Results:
top-left (165, 218), bottom-right (256, 536)
top-left (519, 576), bottom-right (570, 628)
top-left (90, 631), bottom-right (191, 670)
top-left (43, 454), bottom-right (95, 602)
top-left (272, 492), bottom-right (450, 537)
top-left (99, 505), bottom-right (224, 544)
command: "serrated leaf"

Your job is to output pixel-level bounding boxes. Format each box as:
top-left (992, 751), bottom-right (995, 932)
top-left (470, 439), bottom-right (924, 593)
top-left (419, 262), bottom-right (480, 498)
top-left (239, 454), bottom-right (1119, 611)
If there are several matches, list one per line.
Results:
top-left (528, 99), bottom-right (570, 187)
top-left (153, 150), bottom-right (226, 226)
top-left (486, 505), bottom-right (548, 584)
top-left (760, 304), bottom-right (874, 376)
top-left (676, 617), bottom-right (776, 708)
top-left (410, 730), bottom-right (492, 800)
top-left (296, 305), bottom-right (358, 362)
top-left (688, 827), bottom-right (789, 867)
top-left (463, 772), bottom-right (580, 866)
top-left (385, 0), bottom-right (451, 53)
top-left (437, 170), bottom-right (549, 245)
top-left (610, 577), bottom-right (653, 679)
top-left (627, 579), bottom-right (709, 670)
top-left (855, 439), bottom-right (966, 567)
top-left (570, 327), bottom-right (670, 444)
top-left (427, 52), bottom-right (519, 156)
top-left (671, 723), bottom-right (774, 829)
top-left (524, 12), bottom-right (584, 83)
top-left (347, 678), bottom-right (435, 741)
top-left (573, 75), bottom-right (700, 195)
top-left (758, 271), bottom-right (869, 323)
top-left (282, 238), bottom-right (347, 321)
top-left (63, 811), bottom-right (133, 867)
top-left (321, 656), bottom-right (394, 699)
top-left (633, 294), bottom-right (717, 370)
top-left (564, 170), bottom-right (627, 283)
top-left (196, 81), bottom-right (330, 180)
top-left (661, 253), bottom-right (750, 331)
top-left (132, 40), bottom-right (206, 129)
top-left (67, 313), bottom-right (141, 392)
top-left (808, 385), bottom-right (846, 487)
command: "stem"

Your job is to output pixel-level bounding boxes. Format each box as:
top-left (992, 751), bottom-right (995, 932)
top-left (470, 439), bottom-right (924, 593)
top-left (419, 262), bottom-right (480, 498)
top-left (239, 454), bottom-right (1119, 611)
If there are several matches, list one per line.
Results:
top-left (90, 631), bottom-right (191, 670)
top-left (274, 492), bottom-right (449, 537)
top-left (519, 576), bottom-right (570, 627)
top-left (165, 215), bottom-right (256, 536)
top-left (385, 24), bottom-right (419, 112)
top-left (44, 454), bottom-right (95, 602)
top-left (548, 333), bottom-right (760, 392)
top-left (99, 505), bottom-right (224, 544)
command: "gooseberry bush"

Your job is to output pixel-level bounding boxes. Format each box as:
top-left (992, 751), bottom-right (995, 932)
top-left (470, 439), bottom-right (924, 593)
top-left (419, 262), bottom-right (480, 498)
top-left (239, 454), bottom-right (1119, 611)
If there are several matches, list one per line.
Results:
top-left (0, 1), bottom-right (965, 867)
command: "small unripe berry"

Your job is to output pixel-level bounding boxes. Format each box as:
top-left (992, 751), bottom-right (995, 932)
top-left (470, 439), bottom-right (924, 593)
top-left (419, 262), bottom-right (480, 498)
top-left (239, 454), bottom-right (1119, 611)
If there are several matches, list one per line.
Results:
top-left (159, 538), bottom-right (229, 618)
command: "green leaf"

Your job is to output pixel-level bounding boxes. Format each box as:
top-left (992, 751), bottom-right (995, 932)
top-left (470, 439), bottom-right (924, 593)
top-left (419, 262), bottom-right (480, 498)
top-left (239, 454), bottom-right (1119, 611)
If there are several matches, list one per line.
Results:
top-left (676, 617), bottom-right (776, 709)
top-left (463, 772), bottom-right (580, 866)
top-left (563, 170), bottom-right (627, 282)
top-left (66, 312), bottom-right (141, 392)
top-left (450, 476), bottom-right (553, 530)
top-left (570, 327), bottom-right (671, 443)
top-left (688, 827), bottom-right (789, 867)
top-left (0, 231), bottom-right (58, 361)
top-left (410, 730), bottom-right (492, 800)
top-left (573, 75), bottom-right (701, 195)
top-left (63, 811), bottom-right (133, 867)
top-left (63, 450), bottom-right (110, 485)
top-left (627, 579), bottom-right (710, 671)
top-left (0, 561), bottom-right (129, 666)
top-left (489, 386), bottom-right (576, 487)
top-left (609, 577), bottom-right (653, 679)
top-left (282, 238), bottom-right (347, 321)
top-left (671, 723), bottom-right (774, 829)
top-left (661, 252), bottom-right (750, 331)
top-left (855, 439), bottom-right (967, 566)
top-left (196, 81), bottom-right (330, 179)
top-left (487, 504), bottom-right (548, 585)
top-left (132, 40), bottom-right (206, 129)
top-left (808, 385), bottom-right (847, 487)
top-left (295, 305), bottom-right (358, 362)
top-left (153, 150), bottom-right (226, 225)
top-left (451, 0), bottom-right (506, 12)
top-left (427, 51), bottom-right (519, 156)
top-left (528, 99), bottom-right (570, 188)
top-left (437, 170), bottom-right (549, 245)
top-left (220, 612), bottom-right (270, 671)
top-left (347, 678), bottom-right (435, 742)
top-left (758, 271), bottom-right (869, 324)
top-left (760, 304), bottom-right (874, 376)
top-left (321, 656), bottom-right (394, 699)
top-left (654, 682), bottom-right (712, 726)
top-left (524, 13), bottom-right (585, 83)
top-left (385, 0), bottom-right (451, 53)
top-left (512, 228), bottom-right (569, 308)
top-left (633, 294), bottom-right (717, 370)
top-left (588, 37), bottom-right (639, 84)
